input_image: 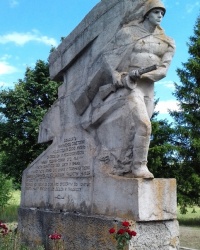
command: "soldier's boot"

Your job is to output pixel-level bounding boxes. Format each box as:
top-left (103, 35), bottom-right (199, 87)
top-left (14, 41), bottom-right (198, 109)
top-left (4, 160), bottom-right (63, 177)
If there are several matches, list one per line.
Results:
top-left (132, 135), bottom-right (154, 179)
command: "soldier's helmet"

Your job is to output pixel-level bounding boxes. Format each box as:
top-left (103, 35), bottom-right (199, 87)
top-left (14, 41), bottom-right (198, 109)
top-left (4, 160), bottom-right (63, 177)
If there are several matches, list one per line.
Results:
top-left (143, 0), bottom-right (166, 18)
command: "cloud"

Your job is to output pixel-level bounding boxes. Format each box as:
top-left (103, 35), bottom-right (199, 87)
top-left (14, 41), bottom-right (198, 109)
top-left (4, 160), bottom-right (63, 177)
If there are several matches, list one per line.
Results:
top-left (0, 61), bottom-right (18, 75)
top-left (155, 100), bottom-right (179, 114)
top-left (155, 80), bottom-right (175, 90)
top-left (0, 30), bottom-right (58, 47)
top-left (9, 0), bottom-right (19, 8)
top-left (186, 2), bottom-right (200, 13)
top-left (164, 82), bottom-right (175, 90)
top-left (0, 54), bottom-right (12, 61)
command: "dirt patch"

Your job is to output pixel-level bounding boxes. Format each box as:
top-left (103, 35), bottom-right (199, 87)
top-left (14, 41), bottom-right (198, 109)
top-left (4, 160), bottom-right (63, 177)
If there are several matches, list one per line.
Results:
top-left (180, 226), bottom-right (200, 249)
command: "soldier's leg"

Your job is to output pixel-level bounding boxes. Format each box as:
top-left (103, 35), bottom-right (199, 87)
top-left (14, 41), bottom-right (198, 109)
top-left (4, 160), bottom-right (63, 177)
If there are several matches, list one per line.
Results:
top-left (128, 90), bottom-right (154, 178)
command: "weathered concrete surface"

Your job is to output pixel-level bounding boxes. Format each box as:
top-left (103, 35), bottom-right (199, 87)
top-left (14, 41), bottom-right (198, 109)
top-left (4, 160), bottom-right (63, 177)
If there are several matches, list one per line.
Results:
top-left (21, 155), bottom-right (177, 220)
top-left (18, 208), bottom-right (179, 250)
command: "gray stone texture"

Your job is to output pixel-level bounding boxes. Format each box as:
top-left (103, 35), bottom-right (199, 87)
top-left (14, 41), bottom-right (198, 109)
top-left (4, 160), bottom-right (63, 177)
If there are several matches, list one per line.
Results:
top-left (18, 208), bottom-right (179, 250)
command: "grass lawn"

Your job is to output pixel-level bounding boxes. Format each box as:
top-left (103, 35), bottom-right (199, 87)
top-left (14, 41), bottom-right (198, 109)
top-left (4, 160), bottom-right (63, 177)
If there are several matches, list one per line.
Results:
top-left (0, 190), bottom-right (20, 223)
top-left (178, 206), bottom-right (200, 249)
top-left (178, 206), bottom-right (200, 227)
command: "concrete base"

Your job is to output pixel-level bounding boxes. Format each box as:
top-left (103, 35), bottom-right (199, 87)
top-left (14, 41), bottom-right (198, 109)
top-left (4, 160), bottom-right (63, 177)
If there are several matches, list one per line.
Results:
top-left (18, 208), bottom-right (179, 250)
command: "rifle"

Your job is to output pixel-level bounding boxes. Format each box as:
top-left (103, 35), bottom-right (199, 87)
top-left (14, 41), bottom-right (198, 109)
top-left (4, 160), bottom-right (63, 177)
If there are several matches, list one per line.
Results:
top-left (99, 64), bottom-right (158, 100)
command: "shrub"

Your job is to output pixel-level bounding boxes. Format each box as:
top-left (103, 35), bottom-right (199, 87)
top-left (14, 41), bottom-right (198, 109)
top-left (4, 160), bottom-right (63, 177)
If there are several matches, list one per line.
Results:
top-left (0, 173), bottom-right (13, 209)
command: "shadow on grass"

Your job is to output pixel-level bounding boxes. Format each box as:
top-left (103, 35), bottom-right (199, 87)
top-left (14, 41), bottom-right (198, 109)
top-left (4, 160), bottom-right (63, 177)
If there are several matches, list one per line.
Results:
top-left (179, 218), bottom-right (200, 227)
top-left (178, 206), bottom-right (200, 228)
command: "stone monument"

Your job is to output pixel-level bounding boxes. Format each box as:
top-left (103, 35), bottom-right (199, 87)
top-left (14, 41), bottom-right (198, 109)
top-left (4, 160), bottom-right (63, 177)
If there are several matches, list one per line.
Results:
top-left (18, 0), bottom-right (179, 249)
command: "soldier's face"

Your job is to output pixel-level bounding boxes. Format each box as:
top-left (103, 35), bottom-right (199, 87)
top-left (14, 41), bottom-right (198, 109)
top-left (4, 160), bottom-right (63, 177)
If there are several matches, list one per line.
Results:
top-left (147, 8), bottom-right (164, 26)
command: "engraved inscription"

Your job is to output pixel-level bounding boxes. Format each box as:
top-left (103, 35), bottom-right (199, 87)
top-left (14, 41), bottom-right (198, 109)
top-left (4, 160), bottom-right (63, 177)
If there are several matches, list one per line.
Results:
top-left (25, 136), bottom-right (93, 190)
top-left (25, 180), bottom-right (91, 192)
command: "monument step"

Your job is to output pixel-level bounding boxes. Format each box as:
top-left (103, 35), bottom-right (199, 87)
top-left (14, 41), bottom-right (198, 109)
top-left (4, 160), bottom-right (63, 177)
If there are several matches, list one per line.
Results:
top-left (180, 247), bottom-right (199, 250)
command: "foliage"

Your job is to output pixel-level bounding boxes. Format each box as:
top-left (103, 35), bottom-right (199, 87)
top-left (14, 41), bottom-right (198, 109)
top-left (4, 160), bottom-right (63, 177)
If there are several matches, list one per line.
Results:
top-left (170, 15), bottom-right (200, 210)
top-left (149, 109), bottom-right (200, 212)
top-left (0, 60), bottom-right (61, 184)
top-left (148, 115), bottom-right (178, 178)
top-left (0, 174), bottom-right (13, 209)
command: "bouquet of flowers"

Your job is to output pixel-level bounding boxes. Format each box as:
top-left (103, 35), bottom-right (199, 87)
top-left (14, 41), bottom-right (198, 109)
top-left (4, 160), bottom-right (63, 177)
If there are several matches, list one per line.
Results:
top-left (109, 221), bottom-right (137, 250)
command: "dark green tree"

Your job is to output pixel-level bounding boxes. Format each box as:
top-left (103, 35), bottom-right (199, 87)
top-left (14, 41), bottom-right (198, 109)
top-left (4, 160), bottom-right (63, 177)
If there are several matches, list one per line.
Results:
top-left (170, 16), bottom-right (200, 211)
top-left (0, 60), bottom-right (61, 184)
top-left (148, 116), bottom-right (177, 178)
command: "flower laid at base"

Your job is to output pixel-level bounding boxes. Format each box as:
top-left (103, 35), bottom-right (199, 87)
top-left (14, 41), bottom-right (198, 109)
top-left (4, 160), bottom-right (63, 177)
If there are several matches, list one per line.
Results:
top-left (48, 232), bottom-right (64, 250)
top-left (49, 232), bottom-right (62, 240)
top-left (109, 221), bottom-right (137, 250)
top-left (0, 221), bottom-right (12, 236)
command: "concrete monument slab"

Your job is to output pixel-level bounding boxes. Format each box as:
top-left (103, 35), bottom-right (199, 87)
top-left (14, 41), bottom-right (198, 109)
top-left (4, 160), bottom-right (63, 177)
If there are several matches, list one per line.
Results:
top-left (18, 0), bottom-right (179, 249)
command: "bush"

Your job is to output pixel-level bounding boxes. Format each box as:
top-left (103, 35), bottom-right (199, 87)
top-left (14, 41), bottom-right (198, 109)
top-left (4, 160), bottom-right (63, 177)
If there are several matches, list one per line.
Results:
top-left (0, 173), bottom-right (13, 209)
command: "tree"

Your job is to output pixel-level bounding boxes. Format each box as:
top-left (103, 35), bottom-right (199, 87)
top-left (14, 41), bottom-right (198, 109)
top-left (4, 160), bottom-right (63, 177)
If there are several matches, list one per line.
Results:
top-left (170, 16), bottom-right (200, 211)
top-left (148, 105), bottom-right (198, 213)
top-left (148, 116), bottom-right (177, 178)
top-left (0, 60), bottom-right (61, 184)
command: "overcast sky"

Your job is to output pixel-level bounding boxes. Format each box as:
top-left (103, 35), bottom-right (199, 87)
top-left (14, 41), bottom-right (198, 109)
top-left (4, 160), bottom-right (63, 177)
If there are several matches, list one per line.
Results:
top-left (0, 0), bottom-right (200, 121)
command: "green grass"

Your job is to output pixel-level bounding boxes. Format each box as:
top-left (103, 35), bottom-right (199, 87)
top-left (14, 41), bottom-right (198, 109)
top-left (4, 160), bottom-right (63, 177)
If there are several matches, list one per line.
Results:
top-left (178, 206), bottom-right (200, 227)
top-left (0, 190), bottom-right (20, 223)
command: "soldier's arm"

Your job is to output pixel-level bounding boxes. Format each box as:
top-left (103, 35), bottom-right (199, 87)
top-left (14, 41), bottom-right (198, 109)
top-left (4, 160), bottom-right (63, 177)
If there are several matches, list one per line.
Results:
top-left (141, 38), bottom-right (176, 82)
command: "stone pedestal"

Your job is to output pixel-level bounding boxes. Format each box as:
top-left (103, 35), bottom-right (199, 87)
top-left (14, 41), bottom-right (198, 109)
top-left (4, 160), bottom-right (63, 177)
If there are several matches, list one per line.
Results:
top-left (18, 174), bottom-right (179, 249)
top-left (18, 208), bottom-right (179, 250)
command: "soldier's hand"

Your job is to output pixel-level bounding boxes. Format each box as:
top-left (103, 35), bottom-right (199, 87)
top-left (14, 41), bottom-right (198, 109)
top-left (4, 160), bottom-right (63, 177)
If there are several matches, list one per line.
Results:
top-left (112, 71), bottom-right (123, 88)
top-left (129, 70), bottom-right (140, 81)
top-left (112, 71), bottom-right (127, 88)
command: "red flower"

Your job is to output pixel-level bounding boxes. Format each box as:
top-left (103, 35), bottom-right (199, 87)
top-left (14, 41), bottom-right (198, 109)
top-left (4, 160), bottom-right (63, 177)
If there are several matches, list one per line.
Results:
top-left (0, 222), bottom-right (11, 236)
top-left (124, 228), bottom-right (137, 237)
top-left (48, 232), bottom-right (62, 240)
top-left (130, 230), bottom-right (137, 237)
top-left (0, 223), bottom-right (7, 230)
top-left (109, 228), bottom-right (115, 234)
top-left (122, 221), bottom-right (130, 227)
top-left (125, 228), bottom-right (131, 235)
top-left (117, 229), bottom-right (125, 235)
